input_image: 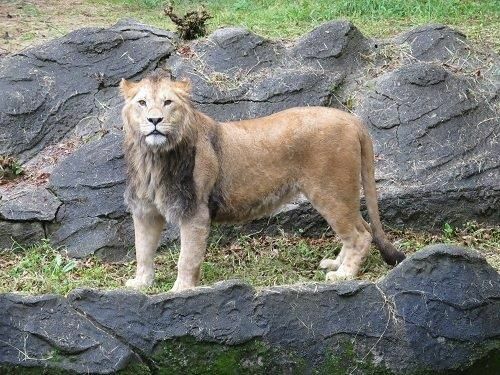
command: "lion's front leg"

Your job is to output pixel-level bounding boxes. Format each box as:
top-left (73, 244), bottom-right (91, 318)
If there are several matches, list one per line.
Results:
top-left (171, 205), bottom-right (210, 293)
top-left (126, 211), bottom-right (165, 289)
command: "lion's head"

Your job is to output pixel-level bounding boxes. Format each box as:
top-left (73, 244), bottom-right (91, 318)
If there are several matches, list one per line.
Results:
top-left (120, 71), bottom-right (193, 150)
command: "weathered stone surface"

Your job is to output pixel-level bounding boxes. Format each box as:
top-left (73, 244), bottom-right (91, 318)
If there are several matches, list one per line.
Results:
top-left (0, 186), bottom-right (61, 221)
top-left (0, 186), bottom-right (60, 248)
top-left (0, 221), bottom-right (45, 249)
top-left (380, 244), bottom-right (500, 371)
top-left (68, 282), bottom-right (262, 354)
top-left (1, 244), bottom-right (498, 373)
top-left (47, 133), bottom-right (129, 259)
top-left (0, 294), bottom-right (137, 374)
top-left (290, 20), bottom-right (371, 70)
top-left (168, 21), bottom-right (369, 122)
top-left (395, 24), bottom-right (469, 62)
top-left (0, 20), bottom-right (178, 162)
top-left (358, 62), bottom-right (499, 228)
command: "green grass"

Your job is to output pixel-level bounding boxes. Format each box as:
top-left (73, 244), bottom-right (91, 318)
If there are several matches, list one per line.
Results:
top-left (3, 1), bottom-right (498, 55)
top-left (1, 222), bottom-right (498, 295)
top-left (91, 0), bottom-right (500, 50)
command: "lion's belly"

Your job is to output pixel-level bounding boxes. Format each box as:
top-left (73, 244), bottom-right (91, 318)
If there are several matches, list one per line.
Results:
top-left (212, 183), bottom-right (300, 224)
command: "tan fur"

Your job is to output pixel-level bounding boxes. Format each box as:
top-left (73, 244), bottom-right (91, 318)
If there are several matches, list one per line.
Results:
top-left (120, 72), bottom-right (405, 291)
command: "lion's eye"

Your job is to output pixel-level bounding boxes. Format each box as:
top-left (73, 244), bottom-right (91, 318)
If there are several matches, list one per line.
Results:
top-left (138, 100), bottom-right (147, 107)
top-left (164, 100), bottom-right (172, 106)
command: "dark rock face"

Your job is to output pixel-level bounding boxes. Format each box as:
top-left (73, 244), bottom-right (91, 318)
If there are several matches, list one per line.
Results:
top-left (1, 245), bottom-right (498, 373)
top-left (0, 20), bottom-right (178, 162)
top-left (395, 24), bottom-right (469, 62)
top-left (0, 221), bottom-right (45, 249)
top-left (0, 21), bottom-right (498, 257)
top-left (47, 133), bottom-right (131, 258)
top-left (0, 294), bottom-right (137, 374)
top-left (168, 21), bottom-right (369, 122)
top-left (0, 186), bottom-right (61, 247)
top-left (358, 62), bottom-right (499, 228)
top-left (0, 186), bottom-right (60, 221)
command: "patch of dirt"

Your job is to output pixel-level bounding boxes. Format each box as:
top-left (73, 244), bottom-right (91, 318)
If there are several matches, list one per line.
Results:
top-left (0, 0), bottom-right (123, 55)
top-left (0, 137), bottom-right (81, 191)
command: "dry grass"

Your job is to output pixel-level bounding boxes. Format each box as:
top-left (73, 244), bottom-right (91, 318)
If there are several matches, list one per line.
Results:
top-left (0, 221), bottom-right (498, 296)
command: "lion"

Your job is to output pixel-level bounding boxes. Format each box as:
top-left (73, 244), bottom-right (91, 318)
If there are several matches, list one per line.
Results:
top-left (119, 71), bottom-right (405, 292)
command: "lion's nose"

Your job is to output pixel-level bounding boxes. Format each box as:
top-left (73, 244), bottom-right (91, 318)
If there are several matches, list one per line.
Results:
top-left (147, 117), bottom-right (163, 125)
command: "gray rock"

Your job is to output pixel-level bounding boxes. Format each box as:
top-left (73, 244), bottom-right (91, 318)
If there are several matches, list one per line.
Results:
top-left (380, 244), bottom-right (500, 371)
top-left (0, 20), bottom-right (178, 162)
top-left (168, 21), bottom-right (369, 122)
top-left (357, 62), bottom-right (499, 228)
top-left (395, 24), bottom-right (469, 62)
top-left (2, 244), bottom-right (496, 373)
top-left (47, 133), bottom-right (130, 259)
top-left (290, 20), bottom-right (371, 70)
top-left (0, 294), bottom-right (138, 374)
top-left (68, 282), bottom-right (261, 354)
top-left (0, 221), bottom-right (45, 249)
top-left (0, 186), bottom-right (61, 221)
top-left (0, 186), bottom-right (60, 249)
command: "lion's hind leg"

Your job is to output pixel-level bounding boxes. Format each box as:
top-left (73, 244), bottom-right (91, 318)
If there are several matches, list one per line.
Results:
top-left (318, 218), bottom-right (371, 271)
top-left (324, 222), bottom-right (372, 281)
top-left (303, 184), bottom-right (372, 281)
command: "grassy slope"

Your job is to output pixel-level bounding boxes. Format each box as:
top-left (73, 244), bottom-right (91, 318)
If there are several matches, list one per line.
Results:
top-left (1, 222), bottom-right (498, 295)
top-left (102, 0), bottom-right (500, 49)
top-left (1, 0), bottom-right (499, 53)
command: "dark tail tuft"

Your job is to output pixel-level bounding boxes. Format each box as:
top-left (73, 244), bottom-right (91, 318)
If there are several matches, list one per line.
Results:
top-left (372, 228), bottom-right (406, 266)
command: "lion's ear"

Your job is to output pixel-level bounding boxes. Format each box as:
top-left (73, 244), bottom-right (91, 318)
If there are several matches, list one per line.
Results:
top-left (173, 78), bottom-right (191, 97)
top-left (120, 78), bottom-right (139, 100)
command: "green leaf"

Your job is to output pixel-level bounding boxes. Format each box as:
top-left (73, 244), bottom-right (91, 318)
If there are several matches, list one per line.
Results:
top-left (62, 261), bottom-right (77, 273)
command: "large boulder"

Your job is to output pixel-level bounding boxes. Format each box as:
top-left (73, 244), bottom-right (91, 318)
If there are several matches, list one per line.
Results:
top-left (0, 294), bottom-right (138, 374)
top-left (395, 24), bottom-right (470, 63)
top-left (168, 21), bottom-right (370, 121)
top-left (1, 245), bottom-right (498, 373)
top-left (0, 20), bottom-right (178, 162)
top-left (47, 133), bottom-right (131, 259)
top-left (358, 61), bottom-right (499, 228)
top-left (0, 186), bottom-right (61, 248)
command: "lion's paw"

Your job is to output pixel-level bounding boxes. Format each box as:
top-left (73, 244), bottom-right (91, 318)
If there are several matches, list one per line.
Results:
top-left (325, 270), bottom-right (353, 282)
top-left (319, 258), bottom-right (341, 271)
top-left (125, 277), bottom-right (153, 290)
top-left (170, 279), bottom-right (196, 293)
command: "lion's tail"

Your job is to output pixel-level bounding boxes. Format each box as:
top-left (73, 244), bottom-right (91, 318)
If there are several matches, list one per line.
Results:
top-left (359, 122), bottom-right (405, 266)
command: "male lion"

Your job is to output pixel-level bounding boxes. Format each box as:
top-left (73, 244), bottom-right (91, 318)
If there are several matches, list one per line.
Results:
top-left (120, 71), bottom-right (405, 292)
